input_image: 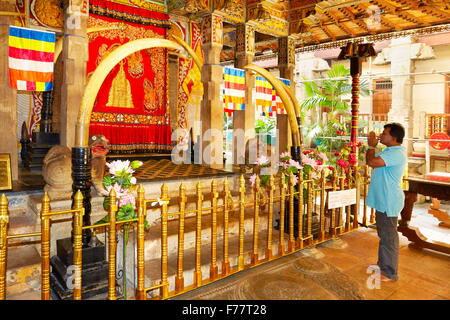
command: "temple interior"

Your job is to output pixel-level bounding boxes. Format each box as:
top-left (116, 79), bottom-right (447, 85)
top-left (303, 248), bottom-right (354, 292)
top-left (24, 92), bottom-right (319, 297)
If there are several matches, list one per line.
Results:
top-left (0, 0), bottom-right (449, 301)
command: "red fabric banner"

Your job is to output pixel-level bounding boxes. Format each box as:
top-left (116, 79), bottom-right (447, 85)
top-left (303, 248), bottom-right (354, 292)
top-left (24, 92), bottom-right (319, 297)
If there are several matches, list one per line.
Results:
top-left (87, 8), bottom-right (172, 154)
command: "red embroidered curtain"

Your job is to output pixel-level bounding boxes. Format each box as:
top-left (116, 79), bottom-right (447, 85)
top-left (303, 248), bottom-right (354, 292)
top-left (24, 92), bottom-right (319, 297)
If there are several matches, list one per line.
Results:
top-left (87, 0), bottom-right (172, 154)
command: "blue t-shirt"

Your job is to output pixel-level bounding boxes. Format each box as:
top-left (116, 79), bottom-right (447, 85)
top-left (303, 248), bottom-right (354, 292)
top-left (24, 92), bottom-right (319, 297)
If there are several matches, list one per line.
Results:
top-left (366, 146), bottom-right (407, 217)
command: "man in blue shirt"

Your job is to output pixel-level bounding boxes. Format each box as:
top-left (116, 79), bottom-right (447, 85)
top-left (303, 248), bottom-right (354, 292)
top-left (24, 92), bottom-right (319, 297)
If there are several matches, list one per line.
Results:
top-left (366, 123), bottom-right (407, 282)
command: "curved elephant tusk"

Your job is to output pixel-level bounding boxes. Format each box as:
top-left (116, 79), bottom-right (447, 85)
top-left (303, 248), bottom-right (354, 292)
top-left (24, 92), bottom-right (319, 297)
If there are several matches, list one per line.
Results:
top-left (172, 35), bottom-right (203, 70)
top-left (243, 64), bottom-right (300, 147)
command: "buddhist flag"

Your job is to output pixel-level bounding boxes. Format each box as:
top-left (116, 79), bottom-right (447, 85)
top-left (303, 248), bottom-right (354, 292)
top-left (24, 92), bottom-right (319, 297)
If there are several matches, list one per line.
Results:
top-left (8, 26), bottom-right (55, 91)
top-left (223, 67), bottom-right (245, 115)
top-left (255, 76), bottom-right (274, 116)
top-left (273, 78), bottom-right (290, 115)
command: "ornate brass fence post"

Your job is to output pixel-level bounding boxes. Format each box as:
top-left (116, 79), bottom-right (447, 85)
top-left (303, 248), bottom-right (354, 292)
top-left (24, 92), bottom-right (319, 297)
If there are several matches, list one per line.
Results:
top-left (175, 184), bottom-right (186, 292)
top-left (318, 170), bottom-right (326, 242)
top-left (330, 171), bottom-right (338, 238)
top-left (306, 171), bottom-right (313, 241)
top-left (266, 175), bottom-right (275, 259)
top-left (222, 179), bottom-right (231, 275)
top-left (194, 182), bottom-right (203, 285)
top-left (353, 168), bottom-right (361, 229)
top-left (296, 170), bottom-right (304, 249)
top-left (345, 168), bottom-right (352, 232)
top-left (362, 166), bottom-right (368, 226)
top-left (288, 173), bottom-right (295, 252)
top-left (136, 185), bottom-right (146, 300)
top-left (238, 175), bottom-right (245, 271)
top-left (161, 184), bottom-right (169, 298)
top-left (252, 176), bottom-right (260, 265)
top-left (278, 173), bottom-right (286, 256)
top-left (210, 180), bottom-right (218, 279)
top-left (0, 194), bottom-right (9, 300)
top-left (40, 193), bottom-right (51, 300)
top-left (73, 191), bottom-right (84, 300)
top-left (108, 189), bottom-right (118, 300)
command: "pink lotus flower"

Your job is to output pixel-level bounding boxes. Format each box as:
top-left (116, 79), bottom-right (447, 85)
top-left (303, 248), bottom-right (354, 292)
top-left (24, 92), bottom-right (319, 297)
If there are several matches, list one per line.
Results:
top-left (106, 160), bottom-right (134, 176)
top-left (255, 155), bottom-right (270, 166)
top-left (288, 159), bottom-right (302, 170)
top-left (249, 174), bottom-right (257, 186)
top-left (280, 151), bottom-right (290, 159)
top-left (301, 154), bottom-right (318, 168)
top-left (292, 175), bottom-right (299, 186)
top-left (278, 161), bottom-right (289, 169)
top-left (318, 152), bottom-right (328, 163)
top-left (119, 193), bottom-right (136, 209)
top-left (102, 183), bottom-right (127, 197)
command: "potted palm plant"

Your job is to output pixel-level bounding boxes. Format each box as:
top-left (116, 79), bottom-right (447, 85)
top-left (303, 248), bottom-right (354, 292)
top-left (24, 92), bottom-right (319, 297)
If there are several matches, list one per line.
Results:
top-left (301, 64), bottom-right (370, 152)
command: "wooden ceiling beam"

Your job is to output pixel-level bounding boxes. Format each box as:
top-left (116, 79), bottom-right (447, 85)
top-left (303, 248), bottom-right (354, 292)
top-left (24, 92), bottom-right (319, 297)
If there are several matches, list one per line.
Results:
top-left (372, 0), bottom-right (429, 26)
top-left (324, 10), bottom-right (356, 37)
top-left (321, 24), bottom-right (337, 41)
top-left (421, 5), bottom-right (450, 20)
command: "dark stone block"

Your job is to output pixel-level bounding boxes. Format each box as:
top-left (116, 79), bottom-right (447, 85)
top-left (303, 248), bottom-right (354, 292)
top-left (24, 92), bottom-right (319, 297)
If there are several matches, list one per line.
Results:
top-left (56, 237), bottom-right (105, 266)
top-left (32, 132), bottom-right (60, 145)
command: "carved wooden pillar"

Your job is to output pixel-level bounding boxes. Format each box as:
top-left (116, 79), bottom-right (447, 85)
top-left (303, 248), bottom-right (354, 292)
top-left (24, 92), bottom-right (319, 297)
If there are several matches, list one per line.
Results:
top-left (234, 23), bottom-right (255, 165)
top-left (199, 13), bottom-right (224, 167)
top-left (0, 1), bottom-right (18, 180)
top-left (278, 36), bottom-right (296, 155)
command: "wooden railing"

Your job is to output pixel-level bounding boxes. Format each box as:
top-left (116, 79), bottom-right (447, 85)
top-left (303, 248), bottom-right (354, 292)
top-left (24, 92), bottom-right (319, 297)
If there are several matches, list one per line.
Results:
top-left (426, 113), bottom-right (450, 137)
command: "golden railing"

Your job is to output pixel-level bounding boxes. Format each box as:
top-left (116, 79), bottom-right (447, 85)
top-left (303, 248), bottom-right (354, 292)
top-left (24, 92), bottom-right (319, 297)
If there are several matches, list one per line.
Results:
top-left (1, 165), bottom-right (374, 300)
top-left (137, 165), bottom-right (374, 300)
top-left (0, 191), bottom-right (85, 300)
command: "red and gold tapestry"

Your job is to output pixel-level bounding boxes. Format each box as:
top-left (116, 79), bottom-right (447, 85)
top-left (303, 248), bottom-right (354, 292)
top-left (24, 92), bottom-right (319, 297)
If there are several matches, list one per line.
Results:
top-left (87, 0), bottom-right (172, 154)
top-left (176, 22), bottom-right (203, 147)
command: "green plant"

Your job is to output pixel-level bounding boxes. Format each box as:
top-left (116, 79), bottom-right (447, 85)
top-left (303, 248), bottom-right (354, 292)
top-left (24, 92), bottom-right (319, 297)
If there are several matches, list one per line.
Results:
top-left (301, 63), bottom-right (370, 150)
top-left (255, 117), bottom-right (276, 134)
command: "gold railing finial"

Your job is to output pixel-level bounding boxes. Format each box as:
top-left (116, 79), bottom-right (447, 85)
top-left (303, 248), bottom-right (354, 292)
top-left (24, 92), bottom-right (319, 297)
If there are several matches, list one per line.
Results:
top-left (0, 193), bottom-right (9, 300)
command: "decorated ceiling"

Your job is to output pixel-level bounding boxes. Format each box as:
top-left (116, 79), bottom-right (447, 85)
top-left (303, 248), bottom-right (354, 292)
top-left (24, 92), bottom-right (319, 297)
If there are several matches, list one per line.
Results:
top-left (14, 0), bottom-right (450, 59)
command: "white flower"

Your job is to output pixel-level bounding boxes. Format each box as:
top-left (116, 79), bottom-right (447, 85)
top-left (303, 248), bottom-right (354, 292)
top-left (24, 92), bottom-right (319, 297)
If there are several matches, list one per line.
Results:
top-left (280, 151), bottom-right (291, 159)
top-left (130, 177), bottom-right (137, 185)
top-left (151, 198), bottom-right (169, 206)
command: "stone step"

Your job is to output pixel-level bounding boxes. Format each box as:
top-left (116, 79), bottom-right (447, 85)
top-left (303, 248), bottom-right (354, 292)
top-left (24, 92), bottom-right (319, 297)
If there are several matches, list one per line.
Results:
top-left (142, 203), bottom-right (277, 261)
top-left (143, 227), bottom-right (294, 297)
top-left (7, 212), bottom-right (38, 245)
top-left (5, 246), bottom-right (41, 300)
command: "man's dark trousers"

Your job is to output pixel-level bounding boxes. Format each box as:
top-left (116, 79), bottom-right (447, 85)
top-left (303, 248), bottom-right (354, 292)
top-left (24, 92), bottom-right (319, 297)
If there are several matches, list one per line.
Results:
top-left (375, 211), bottom-right (399, 280)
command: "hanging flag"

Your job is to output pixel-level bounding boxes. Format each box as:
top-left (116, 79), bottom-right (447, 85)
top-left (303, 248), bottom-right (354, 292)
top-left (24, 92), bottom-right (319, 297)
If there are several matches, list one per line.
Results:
top-left (255, 76), bottom-right (273, 116)
top-left (223, 67), bottom-right (245, 115)
top-left (273, 78), bottom-right (290, 115)
top-left (8, 26), bottom-right (56, 91)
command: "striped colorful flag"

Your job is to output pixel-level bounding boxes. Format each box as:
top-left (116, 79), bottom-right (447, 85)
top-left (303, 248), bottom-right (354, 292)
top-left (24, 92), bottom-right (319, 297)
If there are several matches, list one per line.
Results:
top-left (255, 76), bottom-right (273, 116)
top-left (255, 76), bottom-right (291, 116)
top-left (223, 67), bottom-right (246, 115)
top-left (273, 78), bottom-right (290, 115)
top-left (8, 26), bottom-right (55, 91)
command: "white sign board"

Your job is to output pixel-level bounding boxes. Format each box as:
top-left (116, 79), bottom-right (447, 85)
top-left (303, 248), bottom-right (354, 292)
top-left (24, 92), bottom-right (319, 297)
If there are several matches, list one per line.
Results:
top-left (328, 188), bottom-right (357, 209)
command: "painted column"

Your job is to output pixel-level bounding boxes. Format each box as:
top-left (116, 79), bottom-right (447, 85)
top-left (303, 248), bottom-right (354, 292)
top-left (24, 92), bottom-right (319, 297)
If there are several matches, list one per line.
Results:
top-left (0, 0), bottom-right (18, 180)
top-left (199, 13), bottom-right (224, 167)
top-left (234, 23), bottom-right (255, 165)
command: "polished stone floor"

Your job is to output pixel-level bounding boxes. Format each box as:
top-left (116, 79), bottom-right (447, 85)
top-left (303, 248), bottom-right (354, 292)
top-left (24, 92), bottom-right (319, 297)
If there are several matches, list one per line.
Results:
top-left (172, 223), bottom-right (450, 300)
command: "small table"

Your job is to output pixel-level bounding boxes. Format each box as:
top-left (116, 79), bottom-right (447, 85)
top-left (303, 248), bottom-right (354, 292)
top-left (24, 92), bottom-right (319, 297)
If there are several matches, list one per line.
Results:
top-left (399, 176), bottom-right (450, 254)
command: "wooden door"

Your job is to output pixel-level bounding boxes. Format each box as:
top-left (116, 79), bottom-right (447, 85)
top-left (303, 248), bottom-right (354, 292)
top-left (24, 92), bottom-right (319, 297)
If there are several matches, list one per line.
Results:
top-left (372, 79), bottom-right (392, 116)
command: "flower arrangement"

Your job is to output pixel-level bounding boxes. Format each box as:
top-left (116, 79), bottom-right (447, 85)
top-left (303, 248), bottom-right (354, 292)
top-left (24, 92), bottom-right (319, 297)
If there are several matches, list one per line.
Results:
top-left (330, 141), bottom-right (367, 174)
top-left (96, 160), bottom-right (148, 229)
top-left (249, 149), bottom-right (331, 187)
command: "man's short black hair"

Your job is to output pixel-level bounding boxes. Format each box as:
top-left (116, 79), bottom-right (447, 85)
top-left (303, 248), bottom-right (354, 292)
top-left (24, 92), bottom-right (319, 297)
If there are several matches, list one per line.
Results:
top-left (384, 122), bottom-right (405, 143)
